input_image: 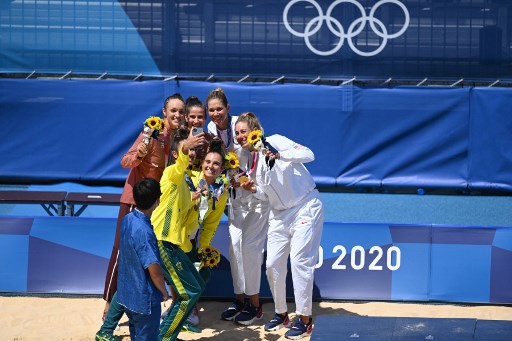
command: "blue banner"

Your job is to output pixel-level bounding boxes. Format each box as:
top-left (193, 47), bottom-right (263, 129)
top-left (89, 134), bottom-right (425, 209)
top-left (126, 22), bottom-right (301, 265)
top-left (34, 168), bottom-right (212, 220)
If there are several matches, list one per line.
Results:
top-left (2, 216), bottom-right (511, 304)
top-left (0, 0), bottom-right (510, 80)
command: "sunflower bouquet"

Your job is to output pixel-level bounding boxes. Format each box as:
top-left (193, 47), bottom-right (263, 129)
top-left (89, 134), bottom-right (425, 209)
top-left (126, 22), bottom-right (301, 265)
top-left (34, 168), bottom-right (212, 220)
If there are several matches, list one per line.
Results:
top-left (247, 130), bottom-right (264, 151)
top-left (198, 245), bottom-right (221, 269)
top-left (224, 151), bottom-right (241, 183)
top-left (143, 116), bottom-right (165, 145)
top-left (247, 129), bottom-right (278, 155)
top-left (224, 151), bottom-right (240, 170)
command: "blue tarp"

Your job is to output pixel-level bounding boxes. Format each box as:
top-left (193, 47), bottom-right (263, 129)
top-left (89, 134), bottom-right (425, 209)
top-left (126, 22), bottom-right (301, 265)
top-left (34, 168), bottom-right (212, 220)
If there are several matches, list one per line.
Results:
top-left (1, 79), bottom-right (511, 193)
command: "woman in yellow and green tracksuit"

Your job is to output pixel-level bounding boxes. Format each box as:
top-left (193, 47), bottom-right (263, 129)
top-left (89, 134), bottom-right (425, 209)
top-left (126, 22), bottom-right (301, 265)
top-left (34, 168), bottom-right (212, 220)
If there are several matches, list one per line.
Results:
top-left (151, 127), bottom-right (227, 341)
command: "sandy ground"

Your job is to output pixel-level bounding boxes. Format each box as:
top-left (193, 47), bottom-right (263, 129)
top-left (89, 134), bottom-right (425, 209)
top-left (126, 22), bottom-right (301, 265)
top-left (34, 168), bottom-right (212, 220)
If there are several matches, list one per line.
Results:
top-left (1, 296), bottom-right (512, 341)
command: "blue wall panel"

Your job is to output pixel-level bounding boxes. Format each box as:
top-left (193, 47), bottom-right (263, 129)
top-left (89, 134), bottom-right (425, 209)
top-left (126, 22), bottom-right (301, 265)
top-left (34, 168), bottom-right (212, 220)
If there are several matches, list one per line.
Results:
top-left (337, 87), bottom-right (469, 189)
top-left (0, 79), bottom-right (174, 182)
top-left (490, 246), bottom-right (512, 304)
top-left (1, 216), bottom-right (511, 303)
top-left (469, 88), bottom-right (512, 191)
top-left (27, 236), bottom-right (110, 294)
top-left (30, 217), bottom-right (115, 258)
top-left (0, 235), bottom-right (29, 292)
top-left (391, 243), bottom-right (430, 300)
top-left (430, 243), bottom-right (492, 302)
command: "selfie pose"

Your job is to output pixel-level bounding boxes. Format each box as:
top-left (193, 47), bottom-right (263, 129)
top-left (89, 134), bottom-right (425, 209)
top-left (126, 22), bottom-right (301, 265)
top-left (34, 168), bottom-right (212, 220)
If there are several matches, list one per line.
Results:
top-left (238, 112), bottom-right (324, 340)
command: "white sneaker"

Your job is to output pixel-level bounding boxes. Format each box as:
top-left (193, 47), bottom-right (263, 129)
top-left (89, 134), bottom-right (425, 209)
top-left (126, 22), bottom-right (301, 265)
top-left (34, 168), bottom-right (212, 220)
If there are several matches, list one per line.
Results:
top-left (161, 305), bottom-right (172, 319)
top-left (187, 305), bottom-right (200, 326)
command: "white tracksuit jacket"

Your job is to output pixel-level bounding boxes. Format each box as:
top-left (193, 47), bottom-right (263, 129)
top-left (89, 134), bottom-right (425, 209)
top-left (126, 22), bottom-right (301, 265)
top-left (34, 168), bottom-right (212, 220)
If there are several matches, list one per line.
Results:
top-left (254, 134), bottom-right (324, 317)
top-left (228, 147), bottom-right (270, 296)
top-left (208, 116), bottom-right (271, 296)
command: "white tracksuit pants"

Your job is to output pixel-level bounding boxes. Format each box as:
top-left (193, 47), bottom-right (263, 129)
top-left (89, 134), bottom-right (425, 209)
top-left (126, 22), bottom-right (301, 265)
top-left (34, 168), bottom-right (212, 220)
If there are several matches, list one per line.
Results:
top-left (228, 200), bottom-right (270, 296)
top-left (266, 190), bottom-right (324, 317)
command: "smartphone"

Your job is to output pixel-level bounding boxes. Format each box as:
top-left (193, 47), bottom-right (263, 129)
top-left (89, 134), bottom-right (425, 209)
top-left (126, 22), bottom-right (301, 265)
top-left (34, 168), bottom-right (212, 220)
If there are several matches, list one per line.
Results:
top-left (192, 127), bottom-right (203, 136)
top-left (264, 141), bottom-right (279, 155)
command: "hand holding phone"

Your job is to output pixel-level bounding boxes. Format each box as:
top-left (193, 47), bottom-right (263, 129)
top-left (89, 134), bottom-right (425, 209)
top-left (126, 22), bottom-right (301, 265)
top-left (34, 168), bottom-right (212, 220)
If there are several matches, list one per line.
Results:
top-left (185, 127), bottom-right (205, 151)
top-left (192, 127), bottom-right (203, 136)
top-left (264, 140), bottom-right (279, 155)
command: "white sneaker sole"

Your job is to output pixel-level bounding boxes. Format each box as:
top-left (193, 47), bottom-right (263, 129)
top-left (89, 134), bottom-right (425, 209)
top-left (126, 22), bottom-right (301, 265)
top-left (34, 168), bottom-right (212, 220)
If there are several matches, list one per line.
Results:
top-left (284, 324), bottom-right (314, 340)
top-left (221, 311), bottom-right (240, 321)
top-left (264, 322), bottom-right (290, 331)
top-left (285, 332), bottom-right (311, 340)
top-left (236, 315), bottom-right (263, 326)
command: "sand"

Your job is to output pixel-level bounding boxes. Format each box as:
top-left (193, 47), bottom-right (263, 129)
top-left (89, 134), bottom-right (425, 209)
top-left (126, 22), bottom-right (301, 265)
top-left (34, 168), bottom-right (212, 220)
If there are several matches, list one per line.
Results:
top-left (1, 296), bottom-right (511, 340)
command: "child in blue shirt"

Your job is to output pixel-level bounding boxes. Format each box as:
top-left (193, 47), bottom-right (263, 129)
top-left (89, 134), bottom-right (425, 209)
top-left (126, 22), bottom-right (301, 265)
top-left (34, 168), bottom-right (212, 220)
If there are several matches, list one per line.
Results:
top-left (116, 178), bottom-right (170, 340)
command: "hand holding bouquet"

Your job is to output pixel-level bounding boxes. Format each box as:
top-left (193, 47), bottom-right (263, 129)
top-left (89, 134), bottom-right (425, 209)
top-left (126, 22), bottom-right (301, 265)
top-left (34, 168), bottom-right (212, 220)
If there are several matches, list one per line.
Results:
top-left (247, 130), bottom-right (278, 155)
top-left (247, 130), bottom-right (264, 151)
top-left (224, 151), bottom-right (242, 185)
top-left (198, 245), bottom-right (221, 270)
top-left (143, 116), bottom-right (165, 145)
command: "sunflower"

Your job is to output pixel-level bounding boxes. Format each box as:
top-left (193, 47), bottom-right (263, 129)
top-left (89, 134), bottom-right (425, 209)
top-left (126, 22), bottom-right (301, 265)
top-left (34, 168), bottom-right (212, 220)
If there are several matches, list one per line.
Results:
top-left (224, 151), bottom-right (239, 169)
top-left (247, 130), bottom-right (263, 146)
top-left (144, 116), bottom-right (164, 132)
top-left (198, 245), bottom-right (221, 269)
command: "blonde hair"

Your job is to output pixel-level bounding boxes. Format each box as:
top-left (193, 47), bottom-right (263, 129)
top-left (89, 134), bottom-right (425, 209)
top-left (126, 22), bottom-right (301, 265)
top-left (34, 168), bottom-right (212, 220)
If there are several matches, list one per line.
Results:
top-left (206, 87), bottom-right (228, 108)
top-left (235, 112), bottom-right (264, 134)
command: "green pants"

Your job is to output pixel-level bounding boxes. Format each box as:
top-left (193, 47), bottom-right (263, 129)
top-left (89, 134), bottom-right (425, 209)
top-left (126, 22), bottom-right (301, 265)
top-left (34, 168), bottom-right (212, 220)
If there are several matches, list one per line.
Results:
top-left (98, 292), bottom-right (124, 334)
top-left (158, 240), bottom-right (205, 341)
top-left (186, 244), bottom-right (211, 284)
top-left (98, 245), bottom-right (211, 337)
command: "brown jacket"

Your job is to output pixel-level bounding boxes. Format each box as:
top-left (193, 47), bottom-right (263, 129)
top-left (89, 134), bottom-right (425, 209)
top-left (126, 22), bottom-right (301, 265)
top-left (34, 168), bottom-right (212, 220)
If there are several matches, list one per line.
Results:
top-left (119, 132), bottom-right (167, 205)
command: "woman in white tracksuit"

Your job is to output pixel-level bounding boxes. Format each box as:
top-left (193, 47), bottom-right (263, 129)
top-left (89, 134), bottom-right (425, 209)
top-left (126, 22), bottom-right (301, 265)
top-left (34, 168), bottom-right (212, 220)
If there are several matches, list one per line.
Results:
top-left (222, 114), bottom-right (271, 326)
top-left (206, 89), bottom-right (270, 325)
top-left (238, 112), bottom-right (324, 340)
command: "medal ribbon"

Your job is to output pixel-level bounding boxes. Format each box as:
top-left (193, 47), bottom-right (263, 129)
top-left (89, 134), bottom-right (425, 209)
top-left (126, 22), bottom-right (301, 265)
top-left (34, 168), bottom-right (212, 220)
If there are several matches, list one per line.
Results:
top-left (216, 115), bottom-right (232, 149)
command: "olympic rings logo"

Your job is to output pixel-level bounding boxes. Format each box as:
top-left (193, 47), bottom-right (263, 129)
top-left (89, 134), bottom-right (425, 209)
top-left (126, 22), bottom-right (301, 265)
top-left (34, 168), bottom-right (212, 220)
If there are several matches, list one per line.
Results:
top-left (283, 0), bottom-right (410, 57)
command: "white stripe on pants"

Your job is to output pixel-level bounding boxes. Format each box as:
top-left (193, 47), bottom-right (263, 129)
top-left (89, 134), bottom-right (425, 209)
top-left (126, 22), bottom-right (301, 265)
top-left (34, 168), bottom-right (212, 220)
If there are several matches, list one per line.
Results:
top-left (266, 190), bottom-right (324, 316)
top-left (229, 202), bottom-right (270, 295)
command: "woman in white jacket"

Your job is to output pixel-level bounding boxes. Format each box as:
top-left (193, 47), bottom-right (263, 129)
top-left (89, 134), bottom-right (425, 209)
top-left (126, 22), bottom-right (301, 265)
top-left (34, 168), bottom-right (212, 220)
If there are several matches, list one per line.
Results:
top-left (206, 87), bottom-right (237, 152)
top-left (205, 90), bottom-right (270, 325)
top-left (221, 113), bottom-right (271, 326)
top-left (238, 112), bottom-right (324, 340)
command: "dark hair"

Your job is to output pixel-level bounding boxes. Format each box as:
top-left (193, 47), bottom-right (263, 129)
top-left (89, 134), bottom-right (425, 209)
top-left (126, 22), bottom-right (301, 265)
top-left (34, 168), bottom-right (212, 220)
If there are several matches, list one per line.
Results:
top-left (163, 93), bottom-right (185, 108)
top-left (168, 127), bottom-right (190, 166)
top-left (206, 138), bottom-right (226, 162)
top-left (133, 178), bottom-right (161, 210)
top-left (185, 96), bottom-right (205, 117)
top-left (235, 112), bottom-right (264, 133)
top-left (205, 87), bottom-right (228, 108)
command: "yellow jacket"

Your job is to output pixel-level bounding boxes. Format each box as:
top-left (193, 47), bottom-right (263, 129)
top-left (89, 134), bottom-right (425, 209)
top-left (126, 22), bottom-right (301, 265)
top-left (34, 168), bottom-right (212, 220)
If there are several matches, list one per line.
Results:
top-left (151, 147), bottom-right (195, 250)
top-left (185, 172), bottom-right (228, 250)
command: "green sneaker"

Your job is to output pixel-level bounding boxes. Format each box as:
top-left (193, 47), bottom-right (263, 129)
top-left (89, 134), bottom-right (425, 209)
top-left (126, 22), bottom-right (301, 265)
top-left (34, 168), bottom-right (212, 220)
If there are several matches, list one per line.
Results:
top-left (95, 330), bottom-right (118, 341)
